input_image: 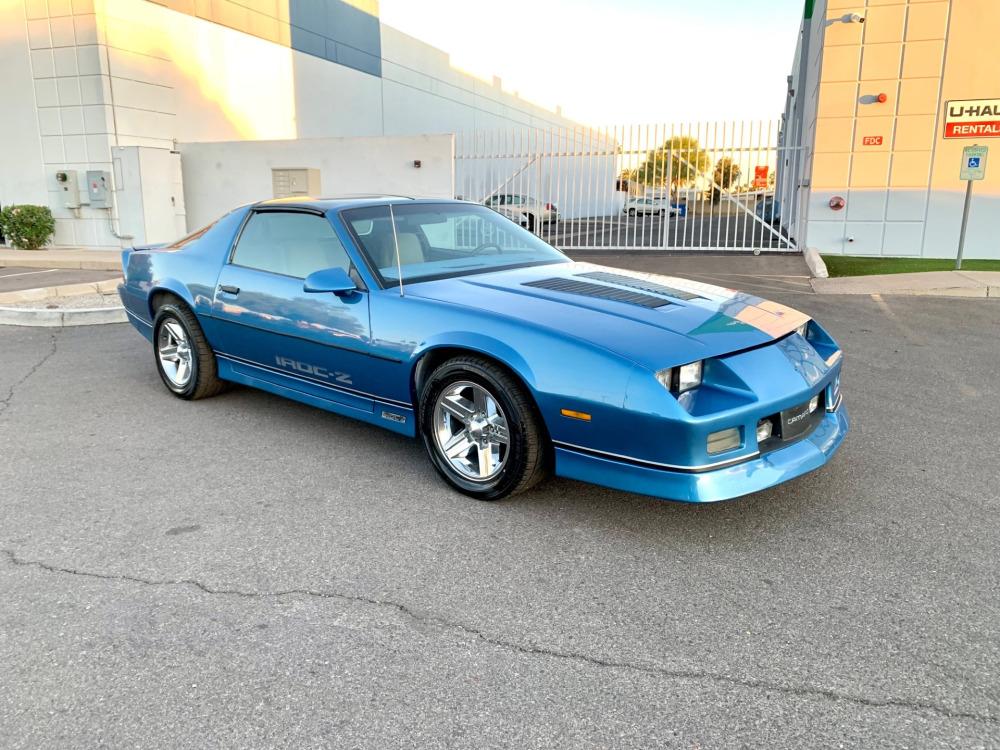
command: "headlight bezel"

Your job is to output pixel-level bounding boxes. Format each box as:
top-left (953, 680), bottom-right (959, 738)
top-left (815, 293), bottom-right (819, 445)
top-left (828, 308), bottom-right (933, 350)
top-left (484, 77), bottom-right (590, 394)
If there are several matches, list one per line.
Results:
top-left (655, 360), bottom-right (704, 395)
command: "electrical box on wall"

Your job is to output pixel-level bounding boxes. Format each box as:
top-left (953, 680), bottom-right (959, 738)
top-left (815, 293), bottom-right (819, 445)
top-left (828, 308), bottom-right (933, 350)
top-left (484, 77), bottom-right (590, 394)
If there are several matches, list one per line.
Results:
top-left (86, 170), bottom-right (111, 208)
top-left (111, 145), bottom-right (187, 245)
top-left (55, 170), bottom-right (80, 208)
top-left (272, 168), bottom-right (320, 198)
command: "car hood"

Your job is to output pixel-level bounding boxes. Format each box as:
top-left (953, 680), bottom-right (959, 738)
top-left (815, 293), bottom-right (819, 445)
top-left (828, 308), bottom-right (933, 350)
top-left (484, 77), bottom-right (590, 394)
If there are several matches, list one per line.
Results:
top-left (405, 261), bottom-right (811, 371)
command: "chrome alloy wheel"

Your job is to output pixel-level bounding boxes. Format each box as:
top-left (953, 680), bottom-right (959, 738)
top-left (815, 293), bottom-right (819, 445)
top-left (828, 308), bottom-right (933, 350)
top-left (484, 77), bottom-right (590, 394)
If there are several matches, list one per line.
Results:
top-left (433, 381), bottom-right (510, 481)
top-left (157, 319), bottom-right (193, 388)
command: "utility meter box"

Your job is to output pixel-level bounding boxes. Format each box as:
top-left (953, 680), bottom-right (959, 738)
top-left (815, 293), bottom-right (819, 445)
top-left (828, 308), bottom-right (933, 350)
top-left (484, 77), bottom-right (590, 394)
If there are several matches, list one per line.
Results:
top-left (55, 169), bottom-right (80, 208)
top-left (86, 170), bottom-right (111, 208)
top-left (272, 168), bottom-right (320, 198)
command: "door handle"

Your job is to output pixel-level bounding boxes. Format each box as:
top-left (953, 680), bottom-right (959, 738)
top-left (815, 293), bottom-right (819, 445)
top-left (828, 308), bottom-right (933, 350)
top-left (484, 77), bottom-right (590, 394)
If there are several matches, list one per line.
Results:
top-left (219, 285), bottom-right (240, 295)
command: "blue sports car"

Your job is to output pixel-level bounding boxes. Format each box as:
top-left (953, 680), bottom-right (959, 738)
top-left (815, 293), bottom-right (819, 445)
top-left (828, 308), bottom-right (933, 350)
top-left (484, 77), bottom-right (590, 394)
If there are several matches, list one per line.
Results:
top-left (118, 197), bottom-right (847, 502)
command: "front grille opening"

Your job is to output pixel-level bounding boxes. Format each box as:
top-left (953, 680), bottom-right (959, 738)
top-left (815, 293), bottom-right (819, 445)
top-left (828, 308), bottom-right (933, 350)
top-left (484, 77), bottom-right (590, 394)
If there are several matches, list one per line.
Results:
top-left (759, 390), bottom-right (826, 453)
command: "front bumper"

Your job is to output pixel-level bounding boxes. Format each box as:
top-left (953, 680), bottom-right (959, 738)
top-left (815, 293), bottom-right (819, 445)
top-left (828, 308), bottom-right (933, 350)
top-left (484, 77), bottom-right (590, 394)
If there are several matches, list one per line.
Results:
top-left (554, 400), bottom-right (848, 503)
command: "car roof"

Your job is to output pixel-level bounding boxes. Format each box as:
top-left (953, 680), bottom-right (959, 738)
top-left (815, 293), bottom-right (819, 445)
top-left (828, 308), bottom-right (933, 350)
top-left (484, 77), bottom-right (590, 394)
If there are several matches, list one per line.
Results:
top-left (252, 196), bottom-right (474, 211)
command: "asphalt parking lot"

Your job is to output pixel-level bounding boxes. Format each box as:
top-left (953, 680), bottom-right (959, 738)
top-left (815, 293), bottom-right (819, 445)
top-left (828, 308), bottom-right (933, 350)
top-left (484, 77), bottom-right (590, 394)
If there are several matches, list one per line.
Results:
top-left (1, 258), bottom-right (998, 748)
top-left (540, 210), bottom-right (792, 250)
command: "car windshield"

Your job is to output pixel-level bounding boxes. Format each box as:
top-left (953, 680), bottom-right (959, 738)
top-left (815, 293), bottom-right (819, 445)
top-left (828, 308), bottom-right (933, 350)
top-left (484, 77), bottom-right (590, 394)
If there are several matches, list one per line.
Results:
top-left (341, 202), bottom-right (569, 285)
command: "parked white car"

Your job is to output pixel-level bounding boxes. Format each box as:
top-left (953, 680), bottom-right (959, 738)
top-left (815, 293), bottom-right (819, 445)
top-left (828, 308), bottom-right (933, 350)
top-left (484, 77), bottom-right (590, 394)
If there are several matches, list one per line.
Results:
top-left (623, 197), bottom-right (677, 217)
top-left (484, 194), bottom-right (558, 231)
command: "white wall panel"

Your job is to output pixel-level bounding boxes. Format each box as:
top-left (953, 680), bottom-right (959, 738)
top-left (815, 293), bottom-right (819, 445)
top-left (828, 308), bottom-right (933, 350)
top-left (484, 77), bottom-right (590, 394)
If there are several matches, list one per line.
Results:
top-left (178, 134), bottom-right (455, 230)
top-left (882, 222), bottom-right (925, 256)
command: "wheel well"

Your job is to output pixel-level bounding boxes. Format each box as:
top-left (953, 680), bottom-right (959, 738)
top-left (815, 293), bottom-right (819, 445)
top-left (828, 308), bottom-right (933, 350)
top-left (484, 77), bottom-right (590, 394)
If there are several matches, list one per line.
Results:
top-left (410, 347), bottom-right (551, 446)
top-left (149, 290), bottom-right (187, 318)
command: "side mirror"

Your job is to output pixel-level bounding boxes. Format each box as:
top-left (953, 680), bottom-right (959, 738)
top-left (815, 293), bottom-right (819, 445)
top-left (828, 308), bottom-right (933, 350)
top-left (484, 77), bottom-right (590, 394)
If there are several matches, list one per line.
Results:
top-left (303, 266), bottom-right (357, 296)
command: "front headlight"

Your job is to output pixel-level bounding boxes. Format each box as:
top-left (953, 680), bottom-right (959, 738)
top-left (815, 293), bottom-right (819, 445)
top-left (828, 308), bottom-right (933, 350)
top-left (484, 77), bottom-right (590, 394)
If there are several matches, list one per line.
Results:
top-left (794, 321), bottom-right (810, 338)
top-left (655, 360), bottom-right (704, 394)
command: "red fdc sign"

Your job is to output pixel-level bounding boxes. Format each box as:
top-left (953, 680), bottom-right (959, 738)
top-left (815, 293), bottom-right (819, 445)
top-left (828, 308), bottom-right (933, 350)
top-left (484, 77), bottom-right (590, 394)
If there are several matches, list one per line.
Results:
top-left (944, 99), bottom-right (1000, 139)
top-left (862, 135), bottom-right (883, 146)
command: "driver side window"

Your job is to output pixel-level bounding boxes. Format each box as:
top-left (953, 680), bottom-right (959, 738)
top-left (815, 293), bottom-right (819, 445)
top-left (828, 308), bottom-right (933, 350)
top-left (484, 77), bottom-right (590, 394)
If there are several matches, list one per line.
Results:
top-left (232, 211), bottom-right (351, 279)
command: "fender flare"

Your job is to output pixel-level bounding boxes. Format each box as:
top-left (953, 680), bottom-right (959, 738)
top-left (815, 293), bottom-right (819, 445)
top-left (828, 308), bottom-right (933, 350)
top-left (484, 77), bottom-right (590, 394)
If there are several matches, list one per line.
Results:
top-left (146, 279), bottom-right (199, 320)
top-left (410, 332), bottom-right (539, 401)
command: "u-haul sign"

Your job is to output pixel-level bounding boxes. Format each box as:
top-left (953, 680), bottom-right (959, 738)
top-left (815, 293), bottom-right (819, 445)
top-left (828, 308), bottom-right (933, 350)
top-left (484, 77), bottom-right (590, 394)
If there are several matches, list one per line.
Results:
top-left (944, 99), bottom-right (1000, 138)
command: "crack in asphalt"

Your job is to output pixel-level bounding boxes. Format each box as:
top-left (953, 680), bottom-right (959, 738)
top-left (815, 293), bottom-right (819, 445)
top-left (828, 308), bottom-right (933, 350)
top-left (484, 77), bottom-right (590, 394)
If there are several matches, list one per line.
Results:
top-left (2, 548), bottom-right (996, 727)
top-left (0, 331), bottom-right (59, 418)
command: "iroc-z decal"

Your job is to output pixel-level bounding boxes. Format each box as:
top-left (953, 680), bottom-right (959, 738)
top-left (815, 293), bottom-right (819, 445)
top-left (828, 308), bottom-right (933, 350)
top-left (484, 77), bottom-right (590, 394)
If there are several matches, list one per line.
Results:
top-left (275, 356), bottom-right (353, 385)
top-left (381, 411), bottom-right (407, 424)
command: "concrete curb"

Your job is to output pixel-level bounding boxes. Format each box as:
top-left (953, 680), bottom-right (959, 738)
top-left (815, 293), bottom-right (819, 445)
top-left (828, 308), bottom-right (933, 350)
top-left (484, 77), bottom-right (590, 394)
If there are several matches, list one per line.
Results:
top-left (810, 284), bottom-right (999, 298)
top-left (0, 248), bottom-right (121, 271)
top-left (803, 248), bottom-right (829, 278)
top-left (810, 270), bottom-right (1000, 298)
top-left (0, 305), bottom-right (127, 327)
top-left (0, 277), bottom-right (122, 304)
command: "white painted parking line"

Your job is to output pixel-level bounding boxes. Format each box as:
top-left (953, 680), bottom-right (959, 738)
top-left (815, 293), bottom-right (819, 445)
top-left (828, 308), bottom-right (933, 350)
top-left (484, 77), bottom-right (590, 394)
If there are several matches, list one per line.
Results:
top-left (690, 272), bottom-right (816, 296)
top-left (871, 293), bottom-right (927, 345)
top-left (0, 268), bottom-right (60, 279)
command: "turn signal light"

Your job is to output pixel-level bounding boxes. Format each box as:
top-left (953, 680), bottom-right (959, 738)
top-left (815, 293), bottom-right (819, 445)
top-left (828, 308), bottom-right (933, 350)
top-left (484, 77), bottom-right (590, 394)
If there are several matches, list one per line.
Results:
top-left (707, 428), bottom-right (741, 455)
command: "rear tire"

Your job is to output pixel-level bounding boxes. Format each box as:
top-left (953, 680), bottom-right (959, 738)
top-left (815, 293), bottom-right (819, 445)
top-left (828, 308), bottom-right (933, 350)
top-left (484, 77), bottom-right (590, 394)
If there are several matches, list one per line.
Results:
top-left (628, 208), bottom-right (637, 217)
top-left (419, 356), bottom-right (548, 501)
top-left (152, 301), bottom-right (226, 400)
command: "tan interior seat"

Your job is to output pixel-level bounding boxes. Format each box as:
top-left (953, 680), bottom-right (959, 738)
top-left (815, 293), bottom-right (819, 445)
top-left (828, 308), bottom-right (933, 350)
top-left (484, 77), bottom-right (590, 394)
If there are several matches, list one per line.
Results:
top-left (371, 231), bottom-right (424, 268)
top-left (395, 233), bottom-right (425, 265)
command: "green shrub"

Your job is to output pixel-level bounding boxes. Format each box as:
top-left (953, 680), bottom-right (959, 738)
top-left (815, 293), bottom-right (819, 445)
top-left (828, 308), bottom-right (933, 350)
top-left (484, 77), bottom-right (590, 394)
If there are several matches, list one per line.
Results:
top-left (1, 204), bottom-right (56, 250)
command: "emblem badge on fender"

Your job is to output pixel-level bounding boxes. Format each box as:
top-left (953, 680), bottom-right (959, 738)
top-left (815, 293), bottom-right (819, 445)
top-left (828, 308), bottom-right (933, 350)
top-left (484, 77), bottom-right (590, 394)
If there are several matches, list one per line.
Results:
top-left (275, 356), bottom-right (353, 385)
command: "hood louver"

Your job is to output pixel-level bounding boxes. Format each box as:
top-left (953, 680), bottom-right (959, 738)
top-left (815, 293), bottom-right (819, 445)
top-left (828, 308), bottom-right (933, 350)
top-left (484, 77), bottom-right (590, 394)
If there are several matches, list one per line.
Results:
top-left (522, 277), bottom-right (671, 309)
top-left (576, 271), bottom-right (704, 301)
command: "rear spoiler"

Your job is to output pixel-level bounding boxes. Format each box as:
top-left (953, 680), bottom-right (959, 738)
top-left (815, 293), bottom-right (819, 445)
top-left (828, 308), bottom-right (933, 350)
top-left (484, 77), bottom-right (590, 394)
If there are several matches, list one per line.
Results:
top-left (120, 248), bottom-right (133, 278)
top-left (120, 242), bottom-right (169, 278)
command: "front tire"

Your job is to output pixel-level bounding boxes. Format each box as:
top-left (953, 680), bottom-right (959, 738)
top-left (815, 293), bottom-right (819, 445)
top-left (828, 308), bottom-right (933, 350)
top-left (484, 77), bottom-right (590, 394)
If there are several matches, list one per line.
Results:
top-left (152, 302), bottom-right (226, 400)
top-left (419, 356), bottom-right (548, 500)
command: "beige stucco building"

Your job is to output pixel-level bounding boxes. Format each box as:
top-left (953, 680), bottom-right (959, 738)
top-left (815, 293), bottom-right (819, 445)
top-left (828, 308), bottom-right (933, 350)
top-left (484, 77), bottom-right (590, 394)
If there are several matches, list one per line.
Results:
top-left (786, 0), bottom-right (1000, 258)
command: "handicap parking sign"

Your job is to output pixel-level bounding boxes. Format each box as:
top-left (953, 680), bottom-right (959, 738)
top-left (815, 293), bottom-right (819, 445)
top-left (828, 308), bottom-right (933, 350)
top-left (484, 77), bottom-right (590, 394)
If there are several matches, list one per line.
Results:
top-left (960, 146), bottom-right (988, 180)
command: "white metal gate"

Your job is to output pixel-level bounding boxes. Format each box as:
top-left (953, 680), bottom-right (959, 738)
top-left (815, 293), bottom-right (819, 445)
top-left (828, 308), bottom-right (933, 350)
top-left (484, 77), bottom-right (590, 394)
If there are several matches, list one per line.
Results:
top-left (455, 120), bottom-right (804, 253)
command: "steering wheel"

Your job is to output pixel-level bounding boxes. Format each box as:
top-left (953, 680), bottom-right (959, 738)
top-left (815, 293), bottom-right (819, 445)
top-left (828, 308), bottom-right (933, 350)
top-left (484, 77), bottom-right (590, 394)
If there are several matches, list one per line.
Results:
top-left (471, 242), bottom-right (503, 255)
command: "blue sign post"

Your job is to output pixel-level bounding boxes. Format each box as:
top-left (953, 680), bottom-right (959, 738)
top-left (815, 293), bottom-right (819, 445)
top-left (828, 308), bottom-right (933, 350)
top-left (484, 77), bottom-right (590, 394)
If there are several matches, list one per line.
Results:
top-left (956, 145), bottom-right (988, 270)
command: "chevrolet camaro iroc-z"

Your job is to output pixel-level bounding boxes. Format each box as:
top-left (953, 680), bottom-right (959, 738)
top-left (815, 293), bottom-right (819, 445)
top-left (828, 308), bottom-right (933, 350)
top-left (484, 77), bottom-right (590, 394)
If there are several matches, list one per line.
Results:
top-left (118, 197), bottom-right (848, 502)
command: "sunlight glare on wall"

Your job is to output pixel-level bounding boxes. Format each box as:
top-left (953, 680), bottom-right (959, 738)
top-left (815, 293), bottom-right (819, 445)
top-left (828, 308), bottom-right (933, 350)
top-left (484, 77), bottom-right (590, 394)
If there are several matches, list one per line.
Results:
top-left (100, 0), bottom-right (297, 140)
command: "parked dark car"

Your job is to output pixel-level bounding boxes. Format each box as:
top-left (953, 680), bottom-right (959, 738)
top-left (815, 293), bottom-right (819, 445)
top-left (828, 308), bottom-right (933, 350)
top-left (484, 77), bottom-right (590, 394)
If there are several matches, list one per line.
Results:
top-left (755, 197), bottom-right (781, 226)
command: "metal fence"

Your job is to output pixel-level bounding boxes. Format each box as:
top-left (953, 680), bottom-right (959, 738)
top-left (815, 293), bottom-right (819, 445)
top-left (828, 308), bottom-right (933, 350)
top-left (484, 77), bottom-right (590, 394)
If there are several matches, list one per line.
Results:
top-left (455, 121), bottom-right (804, 253)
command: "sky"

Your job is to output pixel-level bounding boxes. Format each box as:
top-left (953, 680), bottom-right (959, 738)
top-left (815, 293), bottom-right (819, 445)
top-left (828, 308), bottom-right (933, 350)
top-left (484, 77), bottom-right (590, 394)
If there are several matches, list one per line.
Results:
top-left (379, 0), bottom-right (806, 127)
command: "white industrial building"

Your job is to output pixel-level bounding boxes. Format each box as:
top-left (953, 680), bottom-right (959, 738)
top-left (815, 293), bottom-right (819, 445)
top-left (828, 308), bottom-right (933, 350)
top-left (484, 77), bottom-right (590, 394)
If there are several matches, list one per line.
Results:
top-left (0, 0), bottom-right (580, 249)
